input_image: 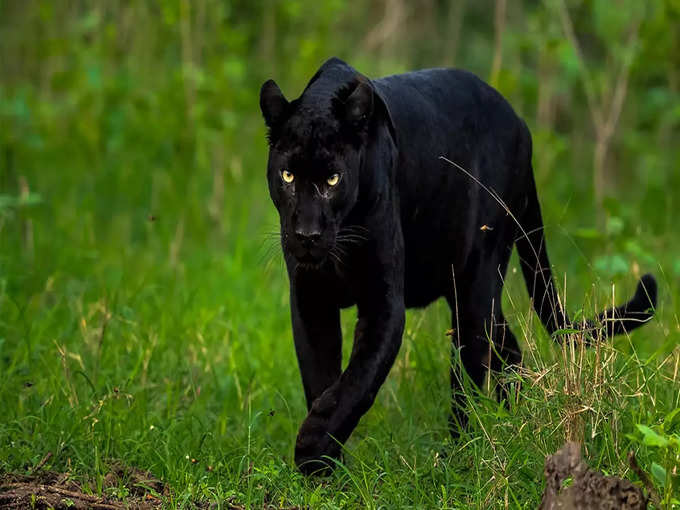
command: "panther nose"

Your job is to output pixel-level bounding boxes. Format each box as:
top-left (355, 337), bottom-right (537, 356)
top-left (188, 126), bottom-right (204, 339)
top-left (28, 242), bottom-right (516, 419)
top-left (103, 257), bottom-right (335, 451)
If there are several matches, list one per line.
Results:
top-left (295, 228), bottom-right (322, 247)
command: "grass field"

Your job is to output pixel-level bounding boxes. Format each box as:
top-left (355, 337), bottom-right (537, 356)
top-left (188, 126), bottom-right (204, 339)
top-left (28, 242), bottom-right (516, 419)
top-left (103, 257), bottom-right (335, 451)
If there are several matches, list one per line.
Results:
top-left (2, 2), bottom-right (680, 508)
top-left (1, 137), bottom-right (679, 507)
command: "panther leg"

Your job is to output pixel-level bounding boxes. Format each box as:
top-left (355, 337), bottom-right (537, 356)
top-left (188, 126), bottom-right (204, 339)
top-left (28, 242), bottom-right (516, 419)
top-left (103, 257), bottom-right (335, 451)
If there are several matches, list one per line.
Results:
top-left (294, 295), bottom-right (405, 474)
top-left (290, 270), bottom-right (343, 410)
top-left (448, 292), bottom-right (523, 434)
top-left (447, 307), bottom-right (494, 434)
top-left (447, 230), bottom-right (517, 434)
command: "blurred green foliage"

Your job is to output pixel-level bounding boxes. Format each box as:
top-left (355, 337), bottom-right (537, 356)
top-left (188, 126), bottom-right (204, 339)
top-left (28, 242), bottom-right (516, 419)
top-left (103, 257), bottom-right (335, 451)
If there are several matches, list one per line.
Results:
top-left (1, 0), bottom-right (679, 279)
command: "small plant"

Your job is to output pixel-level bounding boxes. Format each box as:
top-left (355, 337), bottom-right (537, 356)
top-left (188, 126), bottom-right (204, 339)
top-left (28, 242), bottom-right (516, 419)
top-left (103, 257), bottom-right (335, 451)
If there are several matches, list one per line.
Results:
top-left (104, 484), bottom-right (130, 501)
top-left (629, 408), bottom-right (680, 508)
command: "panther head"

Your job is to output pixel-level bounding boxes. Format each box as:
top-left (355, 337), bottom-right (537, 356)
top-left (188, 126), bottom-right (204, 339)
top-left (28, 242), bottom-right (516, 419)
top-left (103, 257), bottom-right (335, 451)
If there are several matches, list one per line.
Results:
top-left (259, 59), bottom-right (395, 267)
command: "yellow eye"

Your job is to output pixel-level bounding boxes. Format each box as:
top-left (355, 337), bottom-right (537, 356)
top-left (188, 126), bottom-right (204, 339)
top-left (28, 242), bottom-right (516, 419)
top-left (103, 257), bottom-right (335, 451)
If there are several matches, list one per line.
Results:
top-left (327, 173), bottom-right (340, 186)
top-left (281, 170), bottom-right (294, 183)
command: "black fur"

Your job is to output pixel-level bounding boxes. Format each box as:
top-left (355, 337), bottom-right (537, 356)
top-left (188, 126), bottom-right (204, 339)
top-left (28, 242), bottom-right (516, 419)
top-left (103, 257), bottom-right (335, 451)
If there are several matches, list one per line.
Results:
top-left (259, 57), bottom-right (657, 474)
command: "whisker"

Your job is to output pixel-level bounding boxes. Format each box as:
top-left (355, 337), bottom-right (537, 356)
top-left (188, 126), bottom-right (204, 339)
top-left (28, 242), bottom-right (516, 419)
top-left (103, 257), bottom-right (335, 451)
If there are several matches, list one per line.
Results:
top-left (262, 232), bottom-right (282, 241)
top-left (256, 230), bottom-right (284, 269)
top-left (258, 244), bottom-right (283, 268)
top-left (341, 224), bottom-right (370, 233)
top-left (328, 249), bottom-right (346, 272)
top-left (338, 227), bottom-right (368, 234)
top-left (337, 238), bottom-right (358, 250)
top-left (333, 243), bottom-right (349, 258)
top-left (338, 233), bottom-right (368, 241)
top-left (336, 238), bottom-right (365, 247)
top-left (337, 233), bottom-right (367, 241)
top-left (338, 226), bottom-right (369, 238)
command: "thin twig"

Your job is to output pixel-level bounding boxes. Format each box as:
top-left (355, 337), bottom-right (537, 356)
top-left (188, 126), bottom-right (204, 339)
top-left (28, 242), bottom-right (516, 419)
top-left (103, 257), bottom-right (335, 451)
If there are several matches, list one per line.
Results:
top-left (29, 451), bottom-right (52, 474)
top-left (489, 0), bottom-right (507, 87)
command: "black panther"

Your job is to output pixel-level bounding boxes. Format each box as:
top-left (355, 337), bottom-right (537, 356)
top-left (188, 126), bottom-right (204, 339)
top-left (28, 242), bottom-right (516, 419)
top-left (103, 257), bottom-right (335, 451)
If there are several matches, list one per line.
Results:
top-left (259, 57), bottom-right (657, 474)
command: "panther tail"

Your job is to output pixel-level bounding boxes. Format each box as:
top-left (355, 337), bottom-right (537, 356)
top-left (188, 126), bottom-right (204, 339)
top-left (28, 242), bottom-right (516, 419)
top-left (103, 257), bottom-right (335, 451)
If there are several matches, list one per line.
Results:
top-left (515, 172), bottom-right (657, 340)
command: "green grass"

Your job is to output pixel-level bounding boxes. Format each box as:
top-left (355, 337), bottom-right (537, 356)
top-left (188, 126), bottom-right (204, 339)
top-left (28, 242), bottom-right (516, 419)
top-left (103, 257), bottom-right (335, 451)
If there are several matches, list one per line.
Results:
top-left (1, 155), bottom-right (679, 508)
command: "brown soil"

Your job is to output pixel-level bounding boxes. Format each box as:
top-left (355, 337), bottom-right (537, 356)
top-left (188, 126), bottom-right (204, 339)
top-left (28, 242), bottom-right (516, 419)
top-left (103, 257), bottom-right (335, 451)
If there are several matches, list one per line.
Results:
top-left (0, 462), bottom-right (168, 509)
top-left (539, 442), bottom-right (649, 510)
top-left (0, 461), bottom-right (300, 509)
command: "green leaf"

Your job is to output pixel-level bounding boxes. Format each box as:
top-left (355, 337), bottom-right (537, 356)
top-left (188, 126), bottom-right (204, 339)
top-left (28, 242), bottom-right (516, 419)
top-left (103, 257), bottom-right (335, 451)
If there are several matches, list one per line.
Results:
top-left (625, 433), bottom-right (640, 444)
top-left (594, 254), bottom-right (629, 277)
top-left (624, 240), bottom-right (657, 265)
top-left (550, 328), bottom-right (581, 338)
top-left (663, 408), bottom-right (680, 433)
top-left (636, 425), bottom-right (670, 448)
top-left (651, 462), bottom-right (666, 486)
top-left (573, 228), bottom-right (602, 240)
top-left (606, 216), bottom-right (624, 236)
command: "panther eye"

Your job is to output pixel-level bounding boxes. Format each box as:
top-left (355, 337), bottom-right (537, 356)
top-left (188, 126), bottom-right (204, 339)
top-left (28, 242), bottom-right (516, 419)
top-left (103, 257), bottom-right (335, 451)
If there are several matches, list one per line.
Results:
top-left (281, 170), bottom-right (295, 183)
top-left (326, 173), bottom-right (340, 187)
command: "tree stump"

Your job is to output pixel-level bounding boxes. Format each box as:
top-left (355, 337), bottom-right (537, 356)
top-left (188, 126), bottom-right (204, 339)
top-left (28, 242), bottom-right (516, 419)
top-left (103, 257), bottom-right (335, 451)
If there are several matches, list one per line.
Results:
top-left (539, 442), bottom-right (648, 509)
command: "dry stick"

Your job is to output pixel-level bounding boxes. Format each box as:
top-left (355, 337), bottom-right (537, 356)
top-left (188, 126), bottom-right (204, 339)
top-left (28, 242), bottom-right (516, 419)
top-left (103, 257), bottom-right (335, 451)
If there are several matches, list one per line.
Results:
top-left (94, 300), bottom-right (111, 385)
top-left (495, 264), bottom-right (538, 373)
top-left (179, 0), bottom-right (195, 121)
top-left (449, 264), bottom-right (468, 424)
top-left (54, 341), bottom-right (79, 407)
top-left (169, 217), bottom-right (185, 267)
top-left (443, 0), bottom-right (466, 67)
top-left (209, 143), bottom-right (225, 228)
top-left (362, 0), bottom-right (406, 52)
top-left (29, 451), bottom-right (52, 474)
top-left (0, 483), bottom-right (121, 509)
top-left (487, 297), bottom-right (495, 392)
top-left (451, 266), bottom-right (461, 351)
top-left (554, 0), bottom-right (603, 130)
top-left (489, 0), bottom-right (507, 88)
top-left (555, 0), bottom-right (641, 214)
top-left (19, 176), bottom-right (34, 261)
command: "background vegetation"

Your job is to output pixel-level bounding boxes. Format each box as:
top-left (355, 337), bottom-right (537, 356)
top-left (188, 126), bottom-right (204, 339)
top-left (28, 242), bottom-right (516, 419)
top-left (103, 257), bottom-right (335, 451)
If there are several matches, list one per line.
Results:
top-left (1, 0), bottom-right (679, 507)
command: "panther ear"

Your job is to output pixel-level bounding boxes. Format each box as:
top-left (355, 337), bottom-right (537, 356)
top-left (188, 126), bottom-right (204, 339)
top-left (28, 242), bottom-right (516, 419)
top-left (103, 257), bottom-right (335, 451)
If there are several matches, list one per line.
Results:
top-left (373, 88), bottom-right (396, 145)
top-left (260, 79), bottom-right (289, 128)
top-left (343, 81), bottom-right (374, 129)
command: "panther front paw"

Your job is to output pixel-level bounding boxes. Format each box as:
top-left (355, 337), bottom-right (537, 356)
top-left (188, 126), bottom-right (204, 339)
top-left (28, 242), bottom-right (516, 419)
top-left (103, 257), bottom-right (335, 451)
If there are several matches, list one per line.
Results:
top-left (294, 412), bottom-right (341, 475)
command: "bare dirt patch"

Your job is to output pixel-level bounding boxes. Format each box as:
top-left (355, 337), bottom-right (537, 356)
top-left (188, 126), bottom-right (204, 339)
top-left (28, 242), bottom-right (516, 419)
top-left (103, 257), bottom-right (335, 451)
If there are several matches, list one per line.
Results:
top-left (0, 463), bottom-right (165, 509)
top-left (0, 461), bottom-right (302, 509)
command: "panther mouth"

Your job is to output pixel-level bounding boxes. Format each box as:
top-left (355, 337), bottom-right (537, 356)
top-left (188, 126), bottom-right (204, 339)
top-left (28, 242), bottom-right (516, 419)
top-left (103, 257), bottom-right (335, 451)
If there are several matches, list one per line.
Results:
top-left (283, 233), bottom-right (336, 269)
top-left (297, 261), bottom-right (326, 271)
top-left (290, 253), bottom-right (330, 273)
top-left (294, 251), bottom-right (328, 268)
